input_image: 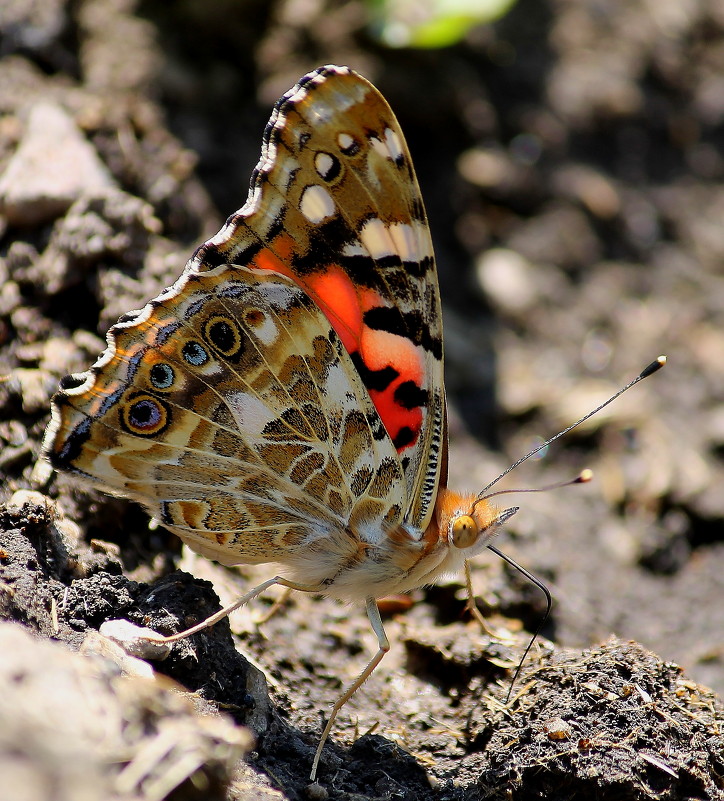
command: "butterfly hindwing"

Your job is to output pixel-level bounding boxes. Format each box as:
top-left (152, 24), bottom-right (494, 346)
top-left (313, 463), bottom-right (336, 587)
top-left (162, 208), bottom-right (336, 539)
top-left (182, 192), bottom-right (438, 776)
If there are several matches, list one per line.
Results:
top-left (45, 265), bottom-right (407, 568)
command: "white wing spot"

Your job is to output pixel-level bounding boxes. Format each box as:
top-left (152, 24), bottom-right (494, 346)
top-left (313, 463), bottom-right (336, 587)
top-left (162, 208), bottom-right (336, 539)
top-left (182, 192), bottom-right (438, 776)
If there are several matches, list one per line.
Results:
top-left (276, 155), bottom-right (301, 191)
top-left (359, 217), bottom-right (396, 259)
top-left (370, 136), bottom-right (389, 160)
top-left (385, 127), bottom-right (404, 162)
top-left (263, 281), bottom-right (303, 310)
top-left (369, 129), bottom-right (404, 164)
top-left (342, 239), bottom-right (370, 258)
top-left (337, 132), bottom-right (355, 152)
top-left (227, 392), bottom-right (276, 436)
top-left (300, 184), bottom-right (336, 223)
top-left (246, 311), bottom-right (279, 346)
top-left (388, 222), bottom-right (418, 262)
top-left (314, 152), bottom-right (335, 179)
top-left (356, 220), bottom-right (433, 262)
top-left (412, 219), bottom-right (434, 259)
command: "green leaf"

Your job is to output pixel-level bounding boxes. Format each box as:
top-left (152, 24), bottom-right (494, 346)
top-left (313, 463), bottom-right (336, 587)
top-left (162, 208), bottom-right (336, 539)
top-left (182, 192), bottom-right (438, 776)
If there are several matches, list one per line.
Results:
top-left (371, 0), bottom-right (517, 49)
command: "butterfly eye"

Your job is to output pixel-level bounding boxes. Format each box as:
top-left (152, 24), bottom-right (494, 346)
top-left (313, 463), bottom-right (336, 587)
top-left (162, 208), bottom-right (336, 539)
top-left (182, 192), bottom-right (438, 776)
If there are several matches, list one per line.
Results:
top-left (122, 395), bottom-right (168, 436)
top-left (451, 515), bottom-right (478, 549)
top-left (150, 363), bottom-right (175, 390)
top-left (204, 315), bottom-right (243, 358)
top-left (182, 341), bottom-right (209, 367)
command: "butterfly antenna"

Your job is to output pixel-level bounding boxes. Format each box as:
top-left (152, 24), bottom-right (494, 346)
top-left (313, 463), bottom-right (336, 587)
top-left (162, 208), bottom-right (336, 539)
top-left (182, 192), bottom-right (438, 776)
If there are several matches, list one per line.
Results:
top-left (487, 542), bottom-right (552, 703)
top-left (481, 472), bottom-right (589, 695)
top-left (479, 357), bottom-right (666, 701)
top-left (478, 468), bottom-right (593, 508)
top-left (476, 356), bottom-right (666, 501)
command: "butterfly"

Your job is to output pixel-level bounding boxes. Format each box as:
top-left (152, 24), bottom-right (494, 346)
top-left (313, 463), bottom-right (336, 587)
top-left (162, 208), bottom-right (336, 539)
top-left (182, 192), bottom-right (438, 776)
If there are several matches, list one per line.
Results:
top-left (43, 65), bottom-right (524, 781)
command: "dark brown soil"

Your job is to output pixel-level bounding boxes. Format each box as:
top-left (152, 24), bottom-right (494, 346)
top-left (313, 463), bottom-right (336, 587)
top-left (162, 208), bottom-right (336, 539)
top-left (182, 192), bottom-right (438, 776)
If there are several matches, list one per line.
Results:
top-left (1, 1), bottom-right (723, 800)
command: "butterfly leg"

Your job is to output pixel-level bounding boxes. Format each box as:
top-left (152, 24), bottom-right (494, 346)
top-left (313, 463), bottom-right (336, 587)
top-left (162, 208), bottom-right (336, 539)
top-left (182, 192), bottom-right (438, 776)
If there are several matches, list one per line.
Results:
top-left (309, 597), bottom-right (389, 782)
top-left (154, 576), bottom-right (327, 644)
top-left (464, 560), bottom-right (516, 643)
top-left (254, 586), bottom-right (293, 625)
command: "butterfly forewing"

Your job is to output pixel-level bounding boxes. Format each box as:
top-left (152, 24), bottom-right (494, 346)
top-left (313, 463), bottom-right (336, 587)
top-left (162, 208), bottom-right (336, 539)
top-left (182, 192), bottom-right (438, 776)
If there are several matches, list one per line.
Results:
top-left (188, 66), bottom-right (445, 533)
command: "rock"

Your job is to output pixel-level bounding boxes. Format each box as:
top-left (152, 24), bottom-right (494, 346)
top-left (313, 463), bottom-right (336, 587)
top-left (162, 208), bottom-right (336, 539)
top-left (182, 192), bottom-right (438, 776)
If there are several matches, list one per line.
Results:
top-left (0, 100), bottom-right (115, 225)
top-left (0, 622), bottom-right (253, 801)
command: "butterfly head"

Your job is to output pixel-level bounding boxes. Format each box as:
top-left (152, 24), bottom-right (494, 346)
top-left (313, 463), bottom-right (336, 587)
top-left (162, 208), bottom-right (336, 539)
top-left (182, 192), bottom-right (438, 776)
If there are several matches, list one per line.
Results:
top-left (435, 488), bottom-right (518, 559)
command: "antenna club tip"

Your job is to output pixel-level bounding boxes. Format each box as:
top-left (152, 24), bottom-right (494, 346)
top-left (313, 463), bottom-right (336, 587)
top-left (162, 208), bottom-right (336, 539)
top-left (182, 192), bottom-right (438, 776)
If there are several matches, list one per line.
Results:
top-left (577, 468), bottom-right (594, 484)
top-left (640, 355), bottom-right (667, 378)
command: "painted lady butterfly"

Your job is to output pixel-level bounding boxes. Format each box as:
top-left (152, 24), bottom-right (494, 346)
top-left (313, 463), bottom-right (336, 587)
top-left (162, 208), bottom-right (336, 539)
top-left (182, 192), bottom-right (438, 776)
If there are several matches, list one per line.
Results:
top-left (41, 65), bottom-right (663, 780)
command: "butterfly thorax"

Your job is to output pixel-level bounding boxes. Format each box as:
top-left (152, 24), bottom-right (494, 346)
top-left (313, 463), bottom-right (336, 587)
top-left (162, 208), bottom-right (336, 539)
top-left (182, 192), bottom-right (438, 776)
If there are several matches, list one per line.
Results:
top-left (288, 488), bottom-right (499, 603)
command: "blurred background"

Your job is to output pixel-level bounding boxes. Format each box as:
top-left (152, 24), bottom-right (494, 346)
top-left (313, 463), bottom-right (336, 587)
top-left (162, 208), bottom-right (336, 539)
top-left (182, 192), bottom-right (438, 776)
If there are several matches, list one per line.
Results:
top-left (1, 0), bottom-right (722, 701)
